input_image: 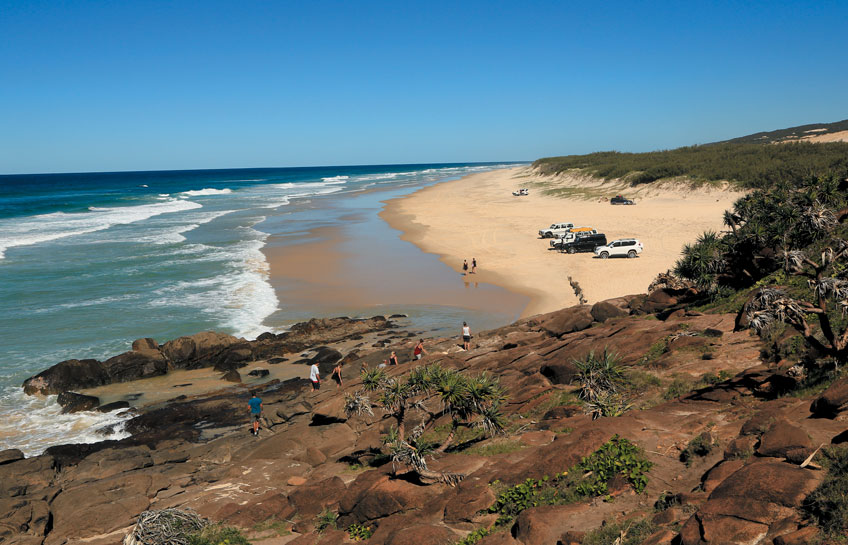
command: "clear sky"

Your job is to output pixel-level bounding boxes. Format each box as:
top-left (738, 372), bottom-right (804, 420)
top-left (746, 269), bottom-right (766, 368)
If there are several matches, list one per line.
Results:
top-left (1, 1), bottom-right (846, 174)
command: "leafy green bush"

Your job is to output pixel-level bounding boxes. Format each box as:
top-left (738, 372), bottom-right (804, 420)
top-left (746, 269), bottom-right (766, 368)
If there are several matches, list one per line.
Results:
top-left (187, 525), bottom-right (251, 545)
top-left (453, 526), bottom-right (492, 545)
top-left (803, 446), bottom-right (848, 537)
top-left (347, 522), bottom-right (373, 541)
top-left (314, 509), bottom-right (337, 533)
top-left (487, 436), bottom-right (652, 526)
top-left (581, 518), bottom-right (656, 545)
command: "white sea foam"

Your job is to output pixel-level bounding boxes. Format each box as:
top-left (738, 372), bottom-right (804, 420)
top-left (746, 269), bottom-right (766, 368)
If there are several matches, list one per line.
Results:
top-left (0, 199), bottom-right (203, 260)
top-left (148, 222), bottom-right (278, 339)
top-left (180, 188), bottom-right (233, 197)
top-left (321, 175), bottom-right (349, 183)
top-left (0, 387), bottom-right (132, 457)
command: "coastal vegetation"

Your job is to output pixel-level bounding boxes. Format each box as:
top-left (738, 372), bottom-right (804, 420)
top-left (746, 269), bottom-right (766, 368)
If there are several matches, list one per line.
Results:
top-left (533, 142), bottom-right (848, 189)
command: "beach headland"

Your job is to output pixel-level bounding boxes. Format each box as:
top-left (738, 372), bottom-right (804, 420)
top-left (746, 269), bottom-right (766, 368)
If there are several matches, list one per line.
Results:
top-left (380, 166), bottom-right (747, 316)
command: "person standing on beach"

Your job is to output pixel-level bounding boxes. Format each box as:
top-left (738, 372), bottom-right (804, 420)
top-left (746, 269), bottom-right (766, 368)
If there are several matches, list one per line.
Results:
top-left (310, 362), bottom-right (321, 391)
top-left (413, 340), bottom-right (427, 360)
top-left (389, 351), bottom-right (399, 366)
top-left (462, 322), bottom-right (472, 351)
top-left (471, 258), bottom-right (477, 274)
top-left (462, 259), bottom-right (468, 274)
top-left (331, 362), bottom-right (343, 389)
top-left (248, 392), bottom-right (262, 436)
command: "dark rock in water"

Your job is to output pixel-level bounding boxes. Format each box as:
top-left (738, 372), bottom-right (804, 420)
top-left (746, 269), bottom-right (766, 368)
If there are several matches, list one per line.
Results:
top-left (247, 369), bottom-right (270, 378)
top-left (256, 332), bottom-right (276, 341)
top-left (98, 401), bottom-right (131, 413)
top-left (222, 369), bottom-right (242, 383)
top-left (389, 314), bottom-right (408, 319)
top-left (268, 356), bottom-right (287, 364)
top-left (45, 441), bottom-right (118, 469)
top-left (23, 359), bottom-right (108, 396)
top-left (0, 448), bottom-right (24, 465)
top-left (57, 392), bottom-right (100, 414)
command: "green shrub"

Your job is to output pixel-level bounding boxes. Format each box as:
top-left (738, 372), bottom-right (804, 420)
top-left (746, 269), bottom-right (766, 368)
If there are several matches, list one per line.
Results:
top-left (581, 518), bottom-right (656, 545)
top-left (347, 522), bottom-right (374, 541)
top-left (187, 525), bottom-right (251, 545)
top-left (488, 436), bottom-right (652, 526)
top-left (654, 491), bottom-right (680, 511)
top-left (803, 446), bottom-right (848, 537)
top-left (453, 526), bottom-right (492, 545)
top-left (663, 377), bottom-right (695, 400)
top-left (680, 433), bottom-right (715, 466)
top-left (314, 509), bottom-right (337, 533)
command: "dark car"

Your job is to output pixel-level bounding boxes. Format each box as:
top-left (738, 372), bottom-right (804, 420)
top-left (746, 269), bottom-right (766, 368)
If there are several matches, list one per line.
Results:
top-left (610, 195), bottom-right (634, 205)
top-left (560, 233), bottom-right (607, 254)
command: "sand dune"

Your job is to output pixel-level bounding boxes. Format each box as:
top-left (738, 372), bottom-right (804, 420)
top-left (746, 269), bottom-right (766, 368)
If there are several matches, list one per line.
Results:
top-left (381, 166), bottom-right (747, 317)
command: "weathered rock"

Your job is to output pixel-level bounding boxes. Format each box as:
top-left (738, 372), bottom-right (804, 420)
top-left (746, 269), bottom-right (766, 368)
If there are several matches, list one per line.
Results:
top-left (161, 331), bottom-right (243, 368)
top-left (131, 338), bottom-right (159, 351)
top-left (590, 298), bottom-right (630, 322)
top-left (22, 359), bottom-right (107, 395)
top-left (773, 525), bottom-right (820, 545)
top-left (57, 391), bottom-right (100, 413)
top-left (100, 350), bottom-right (169, 382)
top-left (247, 368), bottom-right (270, 378)
top-left (0, 449), bottom-right (24, 466)
top-left (97, 400), bottom-right (131, 412)
top-left (539, 361), bottom-right (578, 385)
top-left (287, 476), bottom-right (345, 517)
top-left (642, 288), bottom-right (679, 313)
top-left (221, 369), bottom-right (242, 382)
top-left (757, 420), bottom-right (813, 458)
top-left (723, 435), bottom-right (757, 460)
top-left (810, 376), bottom-right (848, 417)
top-left (513, 504), bottom-right (589, 545)
top-left (213, 344), bottom-right (254, 372)
top-left (535, 306), bottom-right (594, 337)
top-left (0, 498), bottom-right (50, 540)
top-left (444, 482), bottom-right (496, 523)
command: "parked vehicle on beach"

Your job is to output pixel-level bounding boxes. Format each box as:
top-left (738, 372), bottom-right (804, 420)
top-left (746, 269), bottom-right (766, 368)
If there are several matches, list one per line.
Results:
top-left (512, 188), bottom-right (529, 196)
top-left (610, 195), bottom-right (635, 205)
top-left (594, 239), bottom-right (643, 259)
top-left (538, 222), bottom-right (574, 238)
top-left (549, 228), bottom-right (597, 249)
top-left (560, 233), bottom-right (607, 254)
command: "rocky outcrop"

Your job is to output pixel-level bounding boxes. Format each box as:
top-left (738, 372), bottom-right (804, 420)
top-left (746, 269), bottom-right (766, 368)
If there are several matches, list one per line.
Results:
top-left (57, 392), bottom-right (100, 413)
top-left (810, 376), bottom-right (848, 417)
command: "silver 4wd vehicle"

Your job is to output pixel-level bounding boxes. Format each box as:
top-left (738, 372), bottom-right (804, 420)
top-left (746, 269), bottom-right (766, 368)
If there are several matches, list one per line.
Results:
top-left (538, 222), bottom-right (573, 238)
top-left (594, 238), bottom-right (643, 259)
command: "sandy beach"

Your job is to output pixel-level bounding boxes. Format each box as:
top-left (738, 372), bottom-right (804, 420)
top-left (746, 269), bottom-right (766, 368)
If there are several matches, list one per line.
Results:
top-left (380, 166), bottom-right (747, 317)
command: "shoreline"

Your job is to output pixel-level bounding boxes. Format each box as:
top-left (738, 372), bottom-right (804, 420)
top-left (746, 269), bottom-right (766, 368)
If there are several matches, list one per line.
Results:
top-left (380, 166), bottom-right (747, 317)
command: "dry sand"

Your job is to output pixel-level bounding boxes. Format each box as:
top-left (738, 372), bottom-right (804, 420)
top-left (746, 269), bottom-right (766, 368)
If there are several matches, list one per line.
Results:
top-left (380, 166), bottom-right (747, 317)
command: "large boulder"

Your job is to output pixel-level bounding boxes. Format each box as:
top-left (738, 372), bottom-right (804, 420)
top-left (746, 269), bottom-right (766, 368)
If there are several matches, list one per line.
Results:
top-left (590, 298), bottom-right (630, 322)
top-left (0, 449), bottom-right (24, 466)
top-left (757, 420), bottom-right (813, 458)
top-left (512, 504), bottom-right (590, 545)
top-left (57, 392), bottom-right (100, 414)
top-left (100, 350), bottom-right (169, 382)
top-left (810, 377), bottom-right (848, 417)
top-left (539, 360), bottom-right (578, 385)
top-left (161, 331), bottom-right (243, 368)
top-left (535, 306), bottom-right (594, 337)
top-left (287, 476), bottom-right (345, 517)
top-left (22, 359), bottom-right (107, 395)
top-left (384, 524), bottom-right (457, 545)
top-left (0, 498), bottom-right (50, 541)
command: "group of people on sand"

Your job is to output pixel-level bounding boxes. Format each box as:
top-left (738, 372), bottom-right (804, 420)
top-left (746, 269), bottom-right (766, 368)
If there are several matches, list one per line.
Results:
top-left (462, 257), bottom-right (477, 275)
top-left (248, 325), bottom-right (473, 436)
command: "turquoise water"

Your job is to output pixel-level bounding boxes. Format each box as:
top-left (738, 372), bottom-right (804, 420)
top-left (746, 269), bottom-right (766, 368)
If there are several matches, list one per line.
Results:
top-left (0, 163), bottom-right (523, 454)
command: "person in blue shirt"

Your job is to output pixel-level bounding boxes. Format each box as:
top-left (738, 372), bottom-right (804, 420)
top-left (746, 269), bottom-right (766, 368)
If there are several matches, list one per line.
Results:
top-left (248, 392), bottom-right (262, 436)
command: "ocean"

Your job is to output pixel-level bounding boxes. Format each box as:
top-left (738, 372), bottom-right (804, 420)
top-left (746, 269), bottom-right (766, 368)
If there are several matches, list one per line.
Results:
top-left (0, 162), bottom-right (524, 455)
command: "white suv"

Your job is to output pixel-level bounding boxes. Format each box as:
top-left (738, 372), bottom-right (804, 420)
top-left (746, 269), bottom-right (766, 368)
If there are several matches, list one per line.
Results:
top-left (594, 239), bottom-right (643, 259)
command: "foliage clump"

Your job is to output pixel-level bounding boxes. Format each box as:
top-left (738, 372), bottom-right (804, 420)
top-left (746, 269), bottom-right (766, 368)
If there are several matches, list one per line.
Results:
top-left (347, 522), bottom-right (373, 541)
top-left (680, 432), bottom-right (716, 466)
top-left (580, 518), bottom-right (656, 545)
top-left (344, 363), bottom-right (508, 483)
top-left (314, 509), bottom-right (337, 533)
top-left (572, 349), bottom-right (631, 418)
top-left (803, 446), bottom-right (848, 537)
top-left (187, 525), bottom-right (251, 545)
top-left (487, 436), bottom-right (652, 526)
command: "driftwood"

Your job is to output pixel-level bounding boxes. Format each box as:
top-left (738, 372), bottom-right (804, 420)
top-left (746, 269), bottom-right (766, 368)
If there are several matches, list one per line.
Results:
top-left (123, 508), bottom-right (208, 545)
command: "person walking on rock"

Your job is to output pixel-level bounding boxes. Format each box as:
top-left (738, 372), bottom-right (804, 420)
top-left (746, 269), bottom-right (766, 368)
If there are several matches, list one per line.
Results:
top-left (462, 322), bottom-right (472, 351)
top-left (331, 362), bottom-right (344, 389)
top-left (413, 339), bottom-right (427, 360)
top-left (248, 392), bottom-right (262, 436)
top-left (310, 362), bottom-right (321, 391)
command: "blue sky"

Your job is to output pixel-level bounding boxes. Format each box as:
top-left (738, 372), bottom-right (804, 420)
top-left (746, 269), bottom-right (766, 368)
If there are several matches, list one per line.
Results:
top-left (1, 1), bottom-right (846, 174)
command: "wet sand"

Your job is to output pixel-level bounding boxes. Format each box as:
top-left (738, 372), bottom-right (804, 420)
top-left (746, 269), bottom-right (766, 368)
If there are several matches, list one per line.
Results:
top-left (380, 166), bottom-right (746, 316)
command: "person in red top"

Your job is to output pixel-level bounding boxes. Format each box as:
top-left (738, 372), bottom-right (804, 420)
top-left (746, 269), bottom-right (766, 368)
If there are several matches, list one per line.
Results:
top-left (412, 340), bottom-right (427, 360)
